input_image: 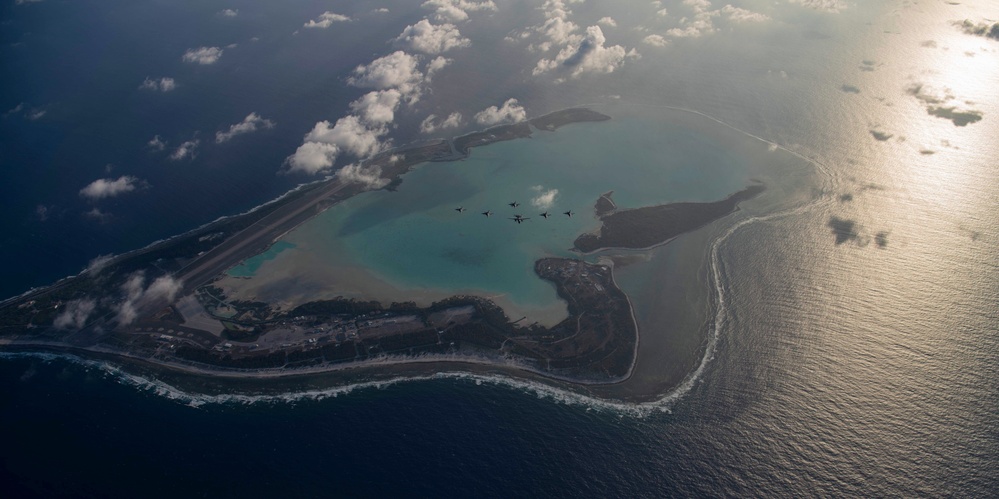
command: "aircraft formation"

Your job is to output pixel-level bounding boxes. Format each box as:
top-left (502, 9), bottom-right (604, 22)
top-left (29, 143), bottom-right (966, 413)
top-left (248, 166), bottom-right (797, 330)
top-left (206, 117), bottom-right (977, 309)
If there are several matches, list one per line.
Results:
top-left (452, 203), bottom-right (575, 224)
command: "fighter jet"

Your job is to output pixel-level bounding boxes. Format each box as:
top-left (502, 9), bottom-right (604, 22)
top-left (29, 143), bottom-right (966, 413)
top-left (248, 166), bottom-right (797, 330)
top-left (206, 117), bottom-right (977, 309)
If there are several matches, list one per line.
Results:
top-left (563, 210), bottom-right (574, 217)
top-left (481, 210), bottom-right (493, 217)
top-left (455, 207), bottom-right (466, 213)
top-left (509, 214), bottom-right (530, 224)
top-left (540, 211), bottom-right (551, 219)
top-left (508, 201), bottom-right (520, 208)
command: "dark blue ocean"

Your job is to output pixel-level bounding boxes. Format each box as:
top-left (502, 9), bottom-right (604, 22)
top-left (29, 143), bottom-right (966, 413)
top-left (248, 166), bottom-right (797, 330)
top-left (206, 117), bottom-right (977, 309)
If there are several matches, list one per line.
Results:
top-left (3, 0), bottom-right (998, 496)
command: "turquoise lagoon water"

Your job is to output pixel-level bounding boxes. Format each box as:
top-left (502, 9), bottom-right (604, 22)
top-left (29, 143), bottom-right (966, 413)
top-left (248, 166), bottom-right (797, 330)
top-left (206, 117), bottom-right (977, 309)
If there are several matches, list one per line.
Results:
top-left (227, 241), bottom-right (297, 278)
top-left (268, 108), bottom-right (784, 313)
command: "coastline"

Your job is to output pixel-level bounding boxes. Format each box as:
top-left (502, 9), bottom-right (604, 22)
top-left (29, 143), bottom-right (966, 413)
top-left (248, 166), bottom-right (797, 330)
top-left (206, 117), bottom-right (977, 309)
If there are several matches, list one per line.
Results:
top-left (1, 103), bottom-right (815, 403)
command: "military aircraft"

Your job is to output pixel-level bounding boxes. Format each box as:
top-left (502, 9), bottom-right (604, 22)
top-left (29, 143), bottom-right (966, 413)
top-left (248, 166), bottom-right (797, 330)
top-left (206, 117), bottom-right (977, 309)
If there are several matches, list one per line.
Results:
top-left (481, 210), bottom-right (493, 217)
top-left (509, 214), bottom-right (530, 224)
top-left (540, 211), bottom-right (551, 219)
top-left (455, 207), bottom-right (466, 213)
top-left (563, 210), bottom-right (574, 217)
top-left (508, 201), bottom-right (520, 208)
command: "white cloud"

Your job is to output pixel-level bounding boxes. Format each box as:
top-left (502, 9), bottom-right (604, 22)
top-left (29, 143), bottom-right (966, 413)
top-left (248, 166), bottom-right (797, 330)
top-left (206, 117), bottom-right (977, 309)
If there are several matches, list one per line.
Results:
top-left (335, 163), bottom-right (388, 189)
top-left (657, 8), bottom-right (669, 17)
top-left (374, 8), bottom-right (390, 14)
top-left (420, 112), bottom-right (463, 133)
top-left (53, 299), bottom-right (96, 330)
top-left (789, 0), bottom-right (846, 13)
top-left (170, 139), bottom-right (200, 161)
top-left (215, 112), bottom-right (276, 143)
top-left (139, 77), bottom-right (176, 92)
top-left (148, 135), bottom-right (166, 151)
top-left (395, 19), bottom-right (471, 54)
top-left (182, 46), bottom-right (223, 65)
top-left (349, 89), bottom-right (402, 125)
top-left (474, 98), bottom-right (526, 125)
top-left (27, 109), bottom-right (46, 120)
top-left (80, 176), bottom-right (142, 200)
top-left (538, 11), bottom-right (579, 46)
top-left (85, 254), bottom-right (114, 275)
top-left (721, 5), bottom-right (770, 22)
top-left (4, 102), bottom-right (24, 117)
top-left (115, 273), bottom-right (183, 326)
top-left (219, 8), bottom-right (238, 17)
top-left (530, 186), bottom-right (559, 209)
top-left (304, 11), bottom-right (351, 28)
top-left (84, 207), bottom-right (111, 222)
top-left (425, 56), bottom-right (452, 80)
top-left (286, 142), bottom-right (339, 175)
top-left (422, 0), bottom-right (497, 23)
top-left (643, 34), bottom-right (669, 46)
top-left (348, 51), bottom-right (425, 99)
top-left (305, 115), bottom-right (387, 158)
top-left (15, 0), bottom-right (44, 4)
top-left (534, 25), bottom-right (636, 78)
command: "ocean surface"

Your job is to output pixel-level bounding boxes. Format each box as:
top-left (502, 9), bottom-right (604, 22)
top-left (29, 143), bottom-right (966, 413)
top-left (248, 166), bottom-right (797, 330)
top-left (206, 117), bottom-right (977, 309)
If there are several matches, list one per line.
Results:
top-left (3, 0), bottom-right (998, 496)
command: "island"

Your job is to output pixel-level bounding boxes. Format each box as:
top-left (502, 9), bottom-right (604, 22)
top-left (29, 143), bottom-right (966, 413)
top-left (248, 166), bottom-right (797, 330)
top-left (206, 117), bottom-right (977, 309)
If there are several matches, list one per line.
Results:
top-left (574, 184), bottom-right (766, 253)
top-left (0, 108), bottom-right (762, 392)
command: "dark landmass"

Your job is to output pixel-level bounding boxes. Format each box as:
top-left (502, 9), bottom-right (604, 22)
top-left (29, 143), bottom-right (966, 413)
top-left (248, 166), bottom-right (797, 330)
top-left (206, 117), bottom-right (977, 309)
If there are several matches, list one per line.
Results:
top-left (530, 108), bottom-right (611, 131)
top-left (575, 184), bottom-right (766, 253)
top-left (449, 108), bottom-right (611, 156)
top-left (0, 259), bottom-right (636, 382)
top-left (595, 191), bottom-right (618, 217)
top-left (1, 107), bottom-right (641, 387)
top-left (452, 122), bottom-right (533, 156)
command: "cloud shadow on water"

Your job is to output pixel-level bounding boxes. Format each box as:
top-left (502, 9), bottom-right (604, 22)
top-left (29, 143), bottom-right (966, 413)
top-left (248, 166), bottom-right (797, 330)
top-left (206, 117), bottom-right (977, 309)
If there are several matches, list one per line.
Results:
top-left (828, 216), bottom-right (859, 245)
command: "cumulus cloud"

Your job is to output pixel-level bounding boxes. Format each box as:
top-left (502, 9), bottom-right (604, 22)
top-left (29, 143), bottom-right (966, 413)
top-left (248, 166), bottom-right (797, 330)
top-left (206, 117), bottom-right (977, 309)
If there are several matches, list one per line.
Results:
top-left (395, 19), bottom-right (471, 54)
top-left (721, 5), bottom-right (770, 22)
top-left (215, 112), bottom-right (276, 143)
top-left (84, 207), bottom-right (111, 222)
top-left (665, 0), bottom-right (719, 38)
top-left (425, 56), bottom-right (452, 80)
top-left (80, 176), bottom-right (143, 200)
top-left (422, 0), bottom-right (497, 23)
top-left (148, 135), bottom-right (166, 151)
top-left (420, 112), bottom-right (463, 133)
top-left (170, 139), bottom-right (200, 161)
top-left (534, 25), bottom-right (637, 78)
top-left (350, 89), bottom-right (403, 125)
top-left (643, 34), bottom-right (669, 46)
top-left (474, 98), bottom-right (526, 125)
top-left (335, 163), bottom-right (389, 189)
top-left (286, 142), bottom-right (339, 175)
top-left (85, 254), bottom-right (114, 275)
top-left (182, 47), bottom-right (223, 65)
top-left (139, 77), bottom-right (176, 92)
top-left (537, 0), bottom-right (580, 47)
top-left (219, 8), bottom-right (238, 17)
top-left (305, 115), bottom-right (387, 157)
top-left (53, 299), bottom-right (97, 330)
top-left (530, 185), bottom-right (559, 209)
top-left (115, 273), bottom-right (182, 326)
top-left (598, 17), bottom-right (617, 28)
top-left (304, 11), bottom-right (351, 28)
top-left (789, 0), bottom-right (846, 13)
top-left (348, 51), bottom-right (425, 99)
